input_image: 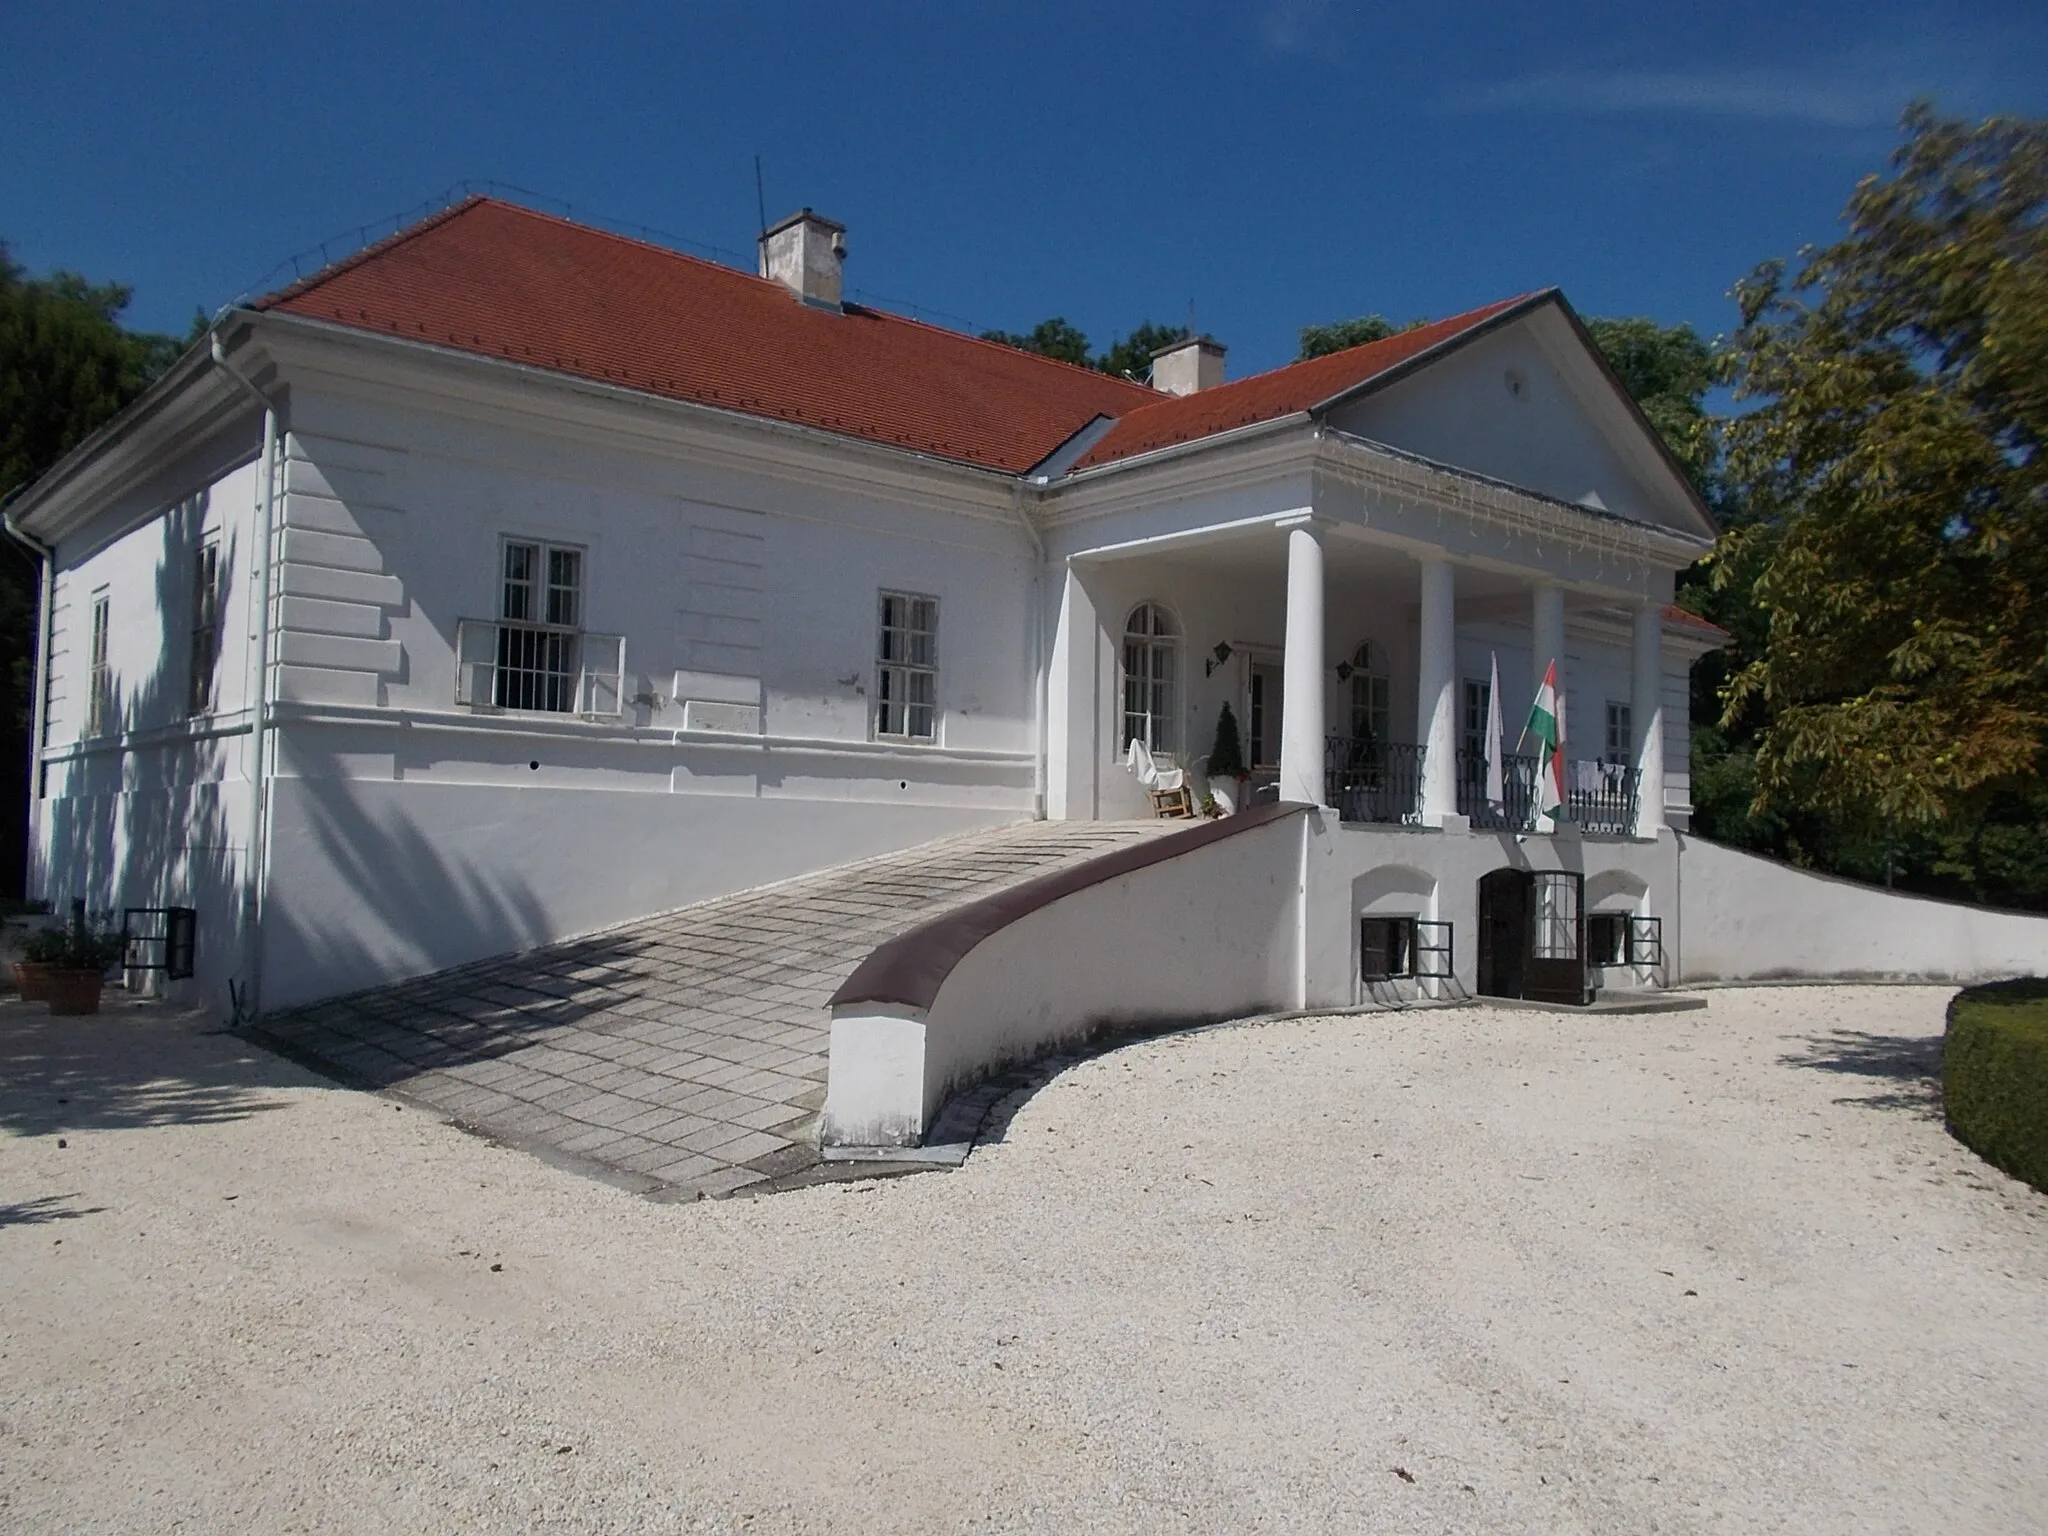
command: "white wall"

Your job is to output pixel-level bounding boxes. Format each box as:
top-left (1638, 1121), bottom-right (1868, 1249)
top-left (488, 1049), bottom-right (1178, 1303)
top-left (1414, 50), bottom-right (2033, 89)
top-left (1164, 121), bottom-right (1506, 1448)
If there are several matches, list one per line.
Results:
top-left (824, 810), bottom-right (1304, 1145)
top-left (1677, 836), bottom-right (2048, 984)
top-left (32, 424), bottom-right (268, 1006)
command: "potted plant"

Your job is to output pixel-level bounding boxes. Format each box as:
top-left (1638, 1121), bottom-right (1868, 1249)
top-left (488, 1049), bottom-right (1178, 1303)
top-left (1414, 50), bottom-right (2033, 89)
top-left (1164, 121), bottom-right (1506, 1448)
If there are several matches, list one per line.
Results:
top-left (23, 920), bottom-right (128, 1016)
top-left (1206, 702), bottom-right (1249, 814)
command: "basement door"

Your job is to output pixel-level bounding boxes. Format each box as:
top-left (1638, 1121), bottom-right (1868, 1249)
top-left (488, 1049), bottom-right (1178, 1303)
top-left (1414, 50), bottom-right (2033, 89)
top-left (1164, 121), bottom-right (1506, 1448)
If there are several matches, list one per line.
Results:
top-left (1476, 869), bottom-right (1590, 1006)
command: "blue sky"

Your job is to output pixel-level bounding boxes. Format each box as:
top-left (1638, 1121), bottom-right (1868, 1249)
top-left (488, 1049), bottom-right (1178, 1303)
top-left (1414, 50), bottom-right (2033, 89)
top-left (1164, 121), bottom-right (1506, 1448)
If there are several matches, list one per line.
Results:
top-left (4, 1), bottom-right (2044, 377)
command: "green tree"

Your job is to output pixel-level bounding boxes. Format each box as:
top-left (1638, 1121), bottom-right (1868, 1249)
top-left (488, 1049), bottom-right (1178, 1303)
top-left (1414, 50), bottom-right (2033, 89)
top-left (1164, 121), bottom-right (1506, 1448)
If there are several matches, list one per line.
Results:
top-left (1296, 314), bottom-right (1429, 360)
top-left (978, 316), bottom-right (1091, 369)
top-left (0, 242), bottom-right (185, 893)
top-left (1716, 104), bottom-right (2047, 850)
top-left (1094, 321), bottom-right (1190, 382)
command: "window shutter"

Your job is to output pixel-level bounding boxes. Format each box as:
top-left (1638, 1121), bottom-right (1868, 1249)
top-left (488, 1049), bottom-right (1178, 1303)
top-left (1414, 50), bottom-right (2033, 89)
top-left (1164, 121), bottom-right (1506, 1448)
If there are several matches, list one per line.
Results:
top-left (578, 633), bottom-right (625, 716)
top-left (455, 619), bottom-right (497, 706)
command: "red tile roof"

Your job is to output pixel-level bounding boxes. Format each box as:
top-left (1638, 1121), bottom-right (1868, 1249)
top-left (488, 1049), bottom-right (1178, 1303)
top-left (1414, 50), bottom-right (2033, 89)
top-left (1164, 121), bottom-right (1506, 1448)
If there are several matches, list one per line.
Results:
top-left (258, 197), bottom-right (1157, 474)
top-left (1664, 604), bottom-right (1733, 643)
top-left (1070, 297), bottom-right (1542, 470)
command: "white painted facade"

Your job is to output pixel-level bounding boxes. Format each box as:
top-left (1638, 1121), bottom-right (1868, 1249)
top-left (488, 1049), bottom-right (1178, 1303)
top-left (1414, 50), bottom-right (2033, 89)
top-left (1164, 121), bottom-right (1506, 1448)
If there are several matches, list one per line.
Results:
top-left (16, 270), bottom-right (1905, 1028)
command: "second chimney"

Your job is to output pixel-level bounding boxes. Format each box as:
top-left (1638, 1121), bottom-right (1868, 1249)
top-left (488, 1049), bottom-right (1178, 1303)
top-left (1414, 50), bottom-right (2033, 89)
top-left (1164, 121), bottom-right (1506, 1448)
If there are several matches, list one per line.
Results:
top-left (1150, 336), bottom-right (1227, 395)
top-left (759, 209), bottom-right (847, 309)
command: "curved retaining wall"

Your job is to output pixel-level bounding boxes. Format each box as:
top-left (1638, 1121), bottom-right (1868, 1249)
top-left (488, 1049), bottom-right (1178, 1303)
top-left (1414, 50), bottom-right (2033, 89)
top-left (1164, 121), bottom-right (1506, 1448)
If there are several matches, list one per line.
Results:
top-left (1677, 834), bottom-right (2048, 983)
top-left (823, 803), bottom-right (1308, 1148)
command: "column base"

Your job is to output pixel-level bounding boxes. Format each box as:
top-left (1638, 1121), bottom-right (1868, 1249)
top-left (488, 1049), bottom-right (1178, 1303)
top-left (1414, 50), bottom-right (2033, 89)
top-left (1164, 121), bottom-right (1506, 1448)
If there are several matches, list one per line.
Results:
top-left (1420, 811), bottom-right (1470, 832)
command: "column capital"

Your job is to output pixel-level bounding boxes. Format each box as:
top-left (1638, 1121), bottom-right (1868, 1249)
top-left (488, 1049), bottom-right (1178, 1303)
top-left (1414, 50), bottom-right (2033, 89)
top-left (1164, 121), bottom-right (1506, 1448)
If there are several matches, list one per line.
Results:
top-left (1272, 512), bottom-right (1328, 534)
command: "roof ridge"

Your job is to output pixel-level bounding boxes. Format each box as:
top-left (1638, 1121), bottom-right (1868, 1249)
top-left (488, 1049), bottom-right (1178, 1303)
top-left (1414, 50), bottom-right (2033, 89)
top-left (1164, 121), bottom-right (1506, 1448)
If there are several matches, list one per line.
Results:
top-left (255, 196), bottom-right (490, 310)
top-left (887, 313), bottom-right (1162, 400)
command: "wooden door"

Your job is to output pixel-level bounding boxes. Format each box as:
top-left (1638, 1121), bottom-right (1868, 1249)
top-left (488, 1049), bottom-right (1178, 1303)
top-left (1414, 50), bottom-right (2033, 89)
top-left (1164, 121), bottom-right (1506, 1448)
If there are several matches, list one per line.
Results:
top-left (1476, 869), bottom-right (1526, 998)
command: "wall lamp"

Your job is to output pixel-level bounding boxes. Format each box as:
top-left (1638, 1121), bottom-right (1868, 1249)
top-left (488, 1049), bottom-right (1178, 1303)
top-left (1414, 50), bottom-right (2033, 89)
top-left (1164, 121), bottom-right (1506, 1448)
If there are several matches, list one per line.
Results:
top-left (1334, 661), bottom-right (1354, 682)
top-left (1205, 641), bottom-right (1233, 676)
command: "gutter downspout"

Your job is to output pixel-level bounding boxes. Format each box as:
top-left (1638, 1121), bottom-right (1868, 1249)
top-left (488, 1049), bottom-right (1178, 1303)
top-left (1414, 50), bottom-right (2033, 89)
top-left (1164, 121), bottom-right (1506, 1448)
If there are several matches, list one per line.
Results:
top-left (1012, 480), bottom-right (1048, 820)
top-left (209, 334), bottom-right (280, 1021)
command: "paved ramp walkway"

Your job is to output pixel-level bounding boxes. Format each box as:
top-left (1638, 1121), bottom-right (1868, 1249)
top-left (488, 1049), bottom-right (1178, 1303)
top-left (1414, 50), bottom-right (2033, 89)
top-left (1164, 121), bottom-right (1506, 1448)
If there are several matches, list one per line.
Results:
top-left (258, 819), bottom-right (1168, 1198)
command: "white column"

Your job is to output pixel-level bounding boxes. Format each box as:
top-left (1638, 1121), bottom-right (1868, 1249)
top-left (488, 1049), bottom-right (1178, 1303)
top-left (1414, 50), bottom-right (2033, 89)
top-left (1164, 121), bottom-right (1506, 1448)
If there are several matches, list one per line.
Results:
top-left (1278, 520), bottom-right (1328, 806)
top-left (1531, 584), bottom-right (1566, 707)
top-left (1045, 562), bottom-right (1098, 820)
top-left (1631, 602), bottom-right (1667, 836)
top-left (1416, 557), bottom-right (1457, 823)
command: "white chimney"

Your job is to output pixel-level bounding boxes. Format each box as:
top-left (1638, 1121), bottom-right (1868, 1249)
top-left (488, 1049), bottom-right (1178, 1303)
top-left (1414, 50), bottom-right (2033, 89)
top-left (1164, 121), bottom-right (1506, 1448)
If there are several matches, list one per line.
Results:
top-left (1150, 335), bottom-right (1227, 395)
top-left (758, 208), bottom-right (846, 309)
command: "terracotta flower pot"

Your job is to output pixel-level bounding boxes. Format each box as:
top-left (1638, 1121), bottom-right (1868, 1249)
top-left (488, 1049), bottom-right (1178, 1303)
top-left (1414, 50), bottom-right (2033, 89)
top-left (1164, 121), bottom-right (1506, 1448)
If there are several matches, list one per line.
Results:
top-left (13, 961), bottom-right (55, 1002)
top-left (45, 969), bottom-right (106, 1016)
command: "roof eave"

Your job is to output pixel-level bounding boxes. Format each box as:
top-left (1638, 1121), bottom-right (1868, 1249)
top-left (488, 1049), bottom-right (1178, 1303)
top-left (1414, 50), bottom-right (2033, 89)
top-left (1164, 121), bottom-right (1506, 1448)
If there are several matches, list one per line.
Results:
top-left (1053, 411), bottom-right (1315, 484)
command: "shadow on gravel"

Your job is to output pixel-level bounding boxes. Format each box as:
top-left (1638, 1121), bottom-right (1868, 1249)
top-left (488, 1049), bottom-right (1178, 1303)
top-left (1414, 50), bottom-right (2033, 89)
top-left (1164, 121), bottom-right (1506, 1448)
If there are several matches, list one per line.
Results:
top-left (1777, 1029), bottom-right (1943, 1118)
top-left (0, 1003), bottom-right (299, 1137)
top-left (0, 1193), bottom-right (108, 1227)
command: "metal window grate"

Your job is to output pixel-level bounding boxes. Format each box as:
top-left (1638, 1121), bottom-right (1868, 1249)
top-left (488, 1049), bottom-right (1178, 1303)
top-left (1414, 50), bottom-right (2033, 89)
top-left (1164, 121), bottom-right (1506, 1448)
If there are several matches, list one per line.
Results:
top-left (1414, 919), bottom-right (1454, 980)
top-left (1627, 915), bottom-right (1664, 967)
top-left (122, 907), bottom-right (196, 979)
top-left (455, 619), bottom-right (625, 716)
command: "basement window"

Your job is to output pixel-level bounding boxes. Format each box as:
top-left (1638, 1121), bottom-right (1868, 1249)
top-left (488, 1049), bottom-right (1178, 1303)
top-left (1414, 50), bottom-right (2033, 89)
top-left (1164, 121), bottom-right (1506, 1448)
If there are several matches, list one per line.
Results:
top-left (1361, 916), bottom-right (1418, 981)
top-left (876, 591), bottom-right (938, 741)
top-left (1588, 913), bottom-right (1627, 966)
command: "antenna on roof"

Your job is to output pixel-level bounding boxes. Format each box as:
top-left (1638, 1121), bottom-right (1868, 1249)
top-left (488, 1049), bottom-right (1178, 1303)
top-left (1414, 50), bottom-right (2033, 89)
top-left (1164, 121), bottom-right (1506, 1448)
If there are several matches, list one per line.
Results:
top-left (753, 156), bottom-right (768, 240)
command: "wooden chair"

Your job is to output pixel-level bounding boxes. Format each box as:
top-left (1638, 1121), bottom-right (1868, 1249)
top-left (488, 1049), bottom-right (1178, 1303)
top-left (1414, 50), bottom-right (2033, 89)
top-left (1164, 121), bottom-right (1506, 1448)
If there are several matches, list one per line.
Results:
top-left (1147, 783), bottom-right (1197, 819)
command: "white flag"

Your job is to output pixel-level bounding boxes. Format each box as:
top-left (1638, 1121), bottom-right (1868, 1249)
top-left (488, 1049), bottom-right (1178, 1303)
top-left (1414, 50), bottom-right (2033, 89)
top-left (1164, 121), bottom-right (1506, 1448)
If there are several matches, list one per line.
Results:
top-left (1485, 652), bottom-right (1505, 809)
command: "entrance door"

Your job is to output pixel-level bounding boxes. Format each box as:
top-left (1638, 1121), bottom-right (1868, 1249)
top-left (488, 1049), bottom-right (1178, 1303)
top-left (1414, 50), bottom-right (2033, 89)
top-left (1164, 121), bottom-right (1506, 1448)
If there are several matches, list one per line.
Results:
top-left (1522, 871), bottom-right (1588, 1005)
top-left (1248, 661), bottom-right (1284, 770)
top-left (1476, 869), bottom-right (1526, 999)
top-left (1476, 869), bottom-right (1590, 1004)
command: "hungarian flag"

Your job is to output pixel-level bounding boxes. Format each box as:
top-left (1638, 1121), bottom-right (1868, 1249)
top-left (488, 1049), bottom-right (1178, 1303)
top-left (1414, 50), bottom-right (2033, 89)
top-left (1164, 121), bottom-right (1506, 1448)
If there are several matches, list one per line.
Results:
top-left (1524, 660), bottom-right (1566, 817)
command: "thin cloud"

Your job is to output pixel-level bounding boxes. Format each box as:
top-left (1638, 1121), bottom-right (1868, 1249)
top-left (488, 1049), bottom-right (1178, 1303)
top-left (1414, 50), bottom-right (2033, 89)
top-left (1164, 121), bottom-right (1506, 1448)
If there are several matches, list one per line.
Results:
top-left (1259, 0), bottom-right (1345, 58)
top-left (1446, 42), bottom-right (2025, 129)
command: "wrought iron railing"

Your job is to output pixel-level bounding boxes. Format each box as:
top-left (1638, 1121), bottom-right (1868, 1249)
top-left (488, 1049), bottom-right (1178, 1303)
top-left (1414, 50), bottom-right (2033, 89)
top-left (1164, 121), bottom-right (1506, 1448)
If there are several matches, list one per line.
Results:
top-left (1324, 737), bottom-right (1426, 824)
top-left (455, 619), bottom-right (625, 716)
top-left (1457, 751), bottom-right (1642, 834)
top-left (1457, 749), bottom-right (1540, 831)
top-left (1567, 760), bottom-right (1640, 836)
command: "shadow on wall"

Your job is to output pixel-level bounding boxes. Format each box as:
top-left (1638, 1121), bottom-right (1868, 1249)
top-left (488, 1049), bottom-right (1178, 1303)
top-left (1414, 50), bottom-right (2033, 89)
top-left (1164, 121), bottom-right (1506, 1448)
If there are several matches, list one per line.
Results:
top-left (259, 728), bottom-right (553, 1012)
top-left (1777, 1028), bottom-right (1944, 1119)
top-left (39, 494), bottom-right (246, 1007)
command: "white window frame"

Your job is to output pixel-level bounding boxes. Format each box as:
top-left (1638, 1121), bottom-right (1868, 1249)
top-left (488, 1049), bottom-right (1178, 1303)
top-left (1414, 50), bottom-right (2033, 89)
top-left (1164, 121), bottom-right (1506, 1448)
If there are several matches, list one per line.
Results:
top-left (1122, 601), bottom-right (1181, 756)
top-left (453, 538), bottom-right (624, 717)
top-left (188, 539), bottom-right (221, 717)
top-left (86, 590), bottom-right (111, 738)
top-left (874, 590), bottom-right (939, 742)
top-left (1605, 700), bottom-right (1632, 762)
top-left (1347, 642), bottom-right (1390, 747)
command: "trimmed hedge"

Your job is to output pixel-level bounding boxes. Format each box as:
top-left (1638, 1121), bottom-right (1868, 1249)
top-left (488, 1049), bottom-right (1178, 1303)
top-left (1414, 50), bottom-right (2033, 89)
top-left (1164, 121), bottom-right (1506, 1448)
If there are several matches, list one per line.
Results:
top-left (1944, 978), bottom-right (2048, 1195)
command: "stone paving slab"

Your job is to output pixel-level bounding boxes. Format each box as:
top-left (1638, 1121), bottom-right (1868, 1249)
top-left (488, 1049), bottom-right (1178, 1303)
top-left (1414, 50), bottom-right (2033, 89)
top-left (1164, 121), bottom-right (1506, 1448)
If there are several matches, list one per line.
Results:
top-left (256, 819), bottom-right (1166, 1199)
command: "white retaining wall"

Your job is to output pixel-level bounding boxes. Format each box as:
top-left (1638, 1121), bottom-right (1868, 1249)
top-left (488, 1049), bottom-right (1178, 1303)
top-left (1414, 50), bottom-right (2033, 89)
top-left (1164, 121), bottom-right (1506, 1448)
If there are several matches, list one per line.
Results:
top-left (1677, 835), bottom-right (2048, 984)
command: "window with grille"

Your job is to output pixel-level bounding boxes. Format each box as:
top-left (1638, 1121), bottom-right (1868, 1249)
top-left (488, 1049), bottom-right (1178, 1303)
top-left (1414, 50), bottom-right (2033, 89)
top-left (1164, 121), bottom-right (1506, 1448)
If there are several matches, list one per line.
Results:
top-left (87, 593), bottom-right (111, 737)
top-left (1122, 602), bottom-right (1180, 755)
top-left (188, 542), bottom-right (221, 716)
top-left (1349, 643), bottom-right (1389, 747)
top-left (876, 591), bottom-right (938, 740)
top-left (1530, 871), bottom-right (1580, 960)
top-left (1605, 701), bottom-right (1632, 761)
top-left (495, 540), bottom-right (582, 712)
top-left (1462, 677), bottom-right (1492, 760)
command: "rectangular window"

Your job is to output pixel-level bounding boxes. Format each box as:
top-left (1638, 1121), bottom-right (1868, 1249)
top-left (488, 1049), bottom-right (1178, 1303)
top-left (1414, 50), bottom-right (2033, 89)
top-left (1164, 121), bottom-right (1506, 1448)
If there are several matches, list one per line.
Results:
top-left (876, 591), bottom-right (938, 740)
top-left (1605, 701), bottom-right (1632, 761)
top-left (87, 593), bottom-right (111, 737)
top-left (188, 541), bottom-right (221, 716)
top-left (1462, 678), bottom-right (1492, 760)
top-left (1587, 912), bottom-right (1627, 966)
top-left (1530, 871), bottom-right (1580, 960)
top-left (495, 539), bottom-right (582, 711)
top-left (1350, 671), bottom-right (1390, 748)
top-left (1361, 916), bottom-right (1418, 981)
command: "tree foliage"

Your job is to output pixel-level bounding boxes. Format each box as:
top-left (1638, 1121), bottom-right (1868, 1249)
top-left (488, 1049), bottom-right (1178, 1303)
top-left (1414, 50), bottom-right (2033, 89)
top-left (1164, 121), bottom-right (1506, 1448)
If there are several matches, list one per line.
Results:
top-left (1715, 104), bottom-right (2047, 838)
top-left (979, 316), bottom-right (1190, 381)
top-left (1296, 313), bottom-right (1429, 360)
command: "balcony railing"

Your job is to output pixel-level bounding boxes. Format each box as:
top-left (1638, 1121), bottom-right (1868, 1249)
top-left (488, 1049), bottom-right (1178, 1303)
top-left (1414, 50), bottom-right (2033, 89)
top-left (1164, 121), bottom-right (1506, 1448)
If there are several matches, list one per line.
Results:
top-left (455, 619), bottom-right (626, 717)
top-left (1325, 737), bottom-right (1426, 825)
top-left (1457, 750), bottom-right (1641, 834)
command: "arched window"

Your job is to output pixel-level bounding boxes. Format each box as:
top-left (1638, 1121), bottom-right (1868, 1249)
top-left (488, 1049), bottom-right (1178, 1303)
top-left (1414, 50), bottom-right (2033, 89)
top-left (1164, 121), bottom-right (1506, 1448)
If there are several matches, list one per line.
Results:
top-left (1348, 641), bottom-right (1390, 747)
top-left (1122, 602), bottom-right (1180, 755)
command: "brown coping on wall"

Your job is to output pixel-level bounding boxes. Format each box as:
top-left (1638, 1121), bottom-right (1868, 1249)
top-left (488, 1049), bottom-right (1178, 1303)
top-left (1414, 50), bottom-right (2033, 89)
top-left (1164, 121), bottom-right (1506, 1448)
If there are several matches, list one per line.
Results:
top-left (830, 801), bottom-right (1312, 1014)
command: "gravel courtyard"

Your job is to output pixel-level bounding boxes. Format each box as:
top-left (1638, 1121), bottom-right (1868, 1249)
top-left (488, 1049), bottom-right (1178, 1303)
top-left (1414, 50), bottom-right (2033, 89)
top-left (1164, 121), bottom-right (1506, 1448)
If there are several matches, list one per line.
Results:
top-left (2, 985), bottom-right (2043, 1534)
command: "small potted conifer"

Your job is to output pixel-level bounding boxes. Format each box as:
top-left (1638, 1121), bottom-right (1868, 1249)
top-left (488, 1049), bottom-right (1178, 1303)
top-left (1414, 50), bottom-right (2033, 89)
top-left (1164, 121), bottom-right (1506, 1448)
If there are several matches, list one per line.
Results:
top-left (1206, 702), bottom-right (1249, 814)
top-left (22, 917), bottom-right (128, 1016)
